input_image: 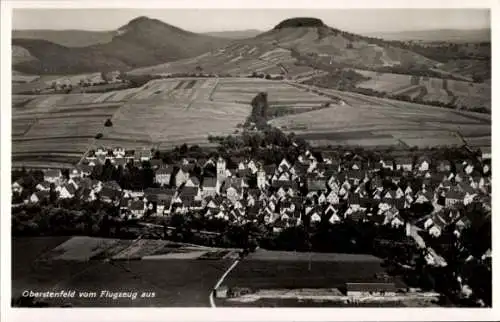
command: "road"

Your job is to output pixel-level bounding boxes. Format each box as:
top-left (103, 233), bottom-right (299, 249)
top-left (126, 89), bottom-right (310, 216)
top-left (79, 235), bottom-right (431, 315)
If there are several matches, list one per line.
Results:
top-left (209, 259), bottom-right (240, 308)
top-left (408, 224), bottom-right (447, 267)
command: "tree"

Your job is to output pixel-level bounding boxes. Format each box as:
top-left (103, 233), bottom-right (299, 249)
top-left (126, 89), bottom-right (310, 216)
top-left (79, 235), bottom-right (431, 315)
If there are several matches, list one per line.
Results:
top-left (95, 133), bottom-right (103, 139)
top-left (104, 119), bottom-right (113, 127)
top-left (179, 143), bottom-right (188, 155)
top-left (101, 71), bottom-right (111, 83)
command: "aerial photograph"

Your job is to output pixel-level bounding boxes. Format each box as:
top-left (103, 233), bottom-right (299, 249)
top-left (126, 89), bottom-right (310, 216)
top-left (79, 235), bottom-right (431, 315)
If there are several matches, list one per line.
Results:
top-left (10, 8), bottom-right (491, 308)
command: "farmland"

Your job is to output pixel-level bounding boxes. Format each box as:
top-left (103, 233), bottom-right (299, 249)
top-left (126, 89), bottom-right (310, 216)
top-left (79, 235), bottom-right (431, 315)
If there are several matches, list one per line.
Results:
top-left (12, 236), bottom-right (236, 307)
top-left (12, 76), bottom-right (491, 168)
top-left (271, 83), bottom-right (491, 149)
top-left (215, 249), bottom-right (407, 307)
top-left (12, 77), bottom-right (338, 167)
top-left (353, 69), bottom-right (491, 111)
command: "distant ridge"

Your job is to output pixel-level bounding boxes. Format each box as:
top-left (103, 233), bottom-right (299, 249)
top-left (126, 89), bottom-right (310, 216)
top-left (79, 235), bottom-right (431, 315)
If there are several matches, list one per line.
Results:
top-left (363, 28), bottom-right (491, 43)
top-left (12, 29), bottom-right (115, 47)
top-left (204, 29), bottom-right (262, 39)
top-left (12, 16), bottom-right (231, 74)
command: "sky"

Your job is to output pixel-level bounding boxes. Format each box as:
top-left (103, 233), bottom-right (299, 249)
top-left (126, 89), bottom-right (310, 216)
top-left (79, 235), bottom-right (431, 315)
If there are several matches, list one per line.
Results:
top-left (12, 8), bottom-right (490, 33)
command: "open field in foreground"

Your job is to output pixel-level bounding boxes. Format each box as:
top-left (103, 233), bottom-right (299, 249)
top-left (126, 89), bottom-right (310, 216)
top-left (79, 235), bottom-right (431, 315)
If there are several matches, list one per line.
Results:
top-left (215, 249), bottom-right (411, 307)
top-left (222, 249), bottom-right (392, 291)
top-left (272, 84), bottom-right (491, 149)
top-left (12, 236), bottom-right (234, 307)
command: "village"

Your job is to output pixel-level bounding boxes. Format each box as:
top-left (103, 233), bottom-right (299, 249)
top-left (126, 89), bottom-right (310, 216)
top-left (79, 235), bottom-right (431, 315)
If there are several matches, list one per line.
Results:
top-left (12, 141), bottom-right (491, 246)
top-left (11, 140), bottom-right (492, 306)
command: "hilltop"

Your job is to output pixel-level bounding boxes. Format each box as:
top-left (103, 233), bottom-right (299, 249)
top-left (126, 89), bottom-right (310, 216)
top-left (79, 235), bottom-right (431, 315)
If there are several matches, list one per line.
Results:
top-left (12, 16), bottom-right (232, 74)
top-left (132, 17), bottom-right (440, 77)
top-left (273, 17), bottom-right (326, 29)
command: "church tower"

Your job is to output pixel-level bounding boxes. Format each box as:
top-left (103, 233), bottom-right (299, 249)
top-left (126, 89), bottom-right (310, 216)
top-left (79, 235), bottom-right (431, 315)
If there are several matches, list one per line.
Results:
top-left (217, 157), bottom-right (227, 182)
top-left (257, 168), bottom-right (266, 190)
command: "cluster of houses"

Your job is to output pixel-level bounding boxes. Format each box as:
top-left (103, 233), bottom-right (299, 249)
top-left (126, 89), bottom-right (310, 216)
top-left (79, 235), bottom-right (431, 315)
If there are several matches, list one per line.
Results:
top-left (12, 145), bottom-right (492, 238)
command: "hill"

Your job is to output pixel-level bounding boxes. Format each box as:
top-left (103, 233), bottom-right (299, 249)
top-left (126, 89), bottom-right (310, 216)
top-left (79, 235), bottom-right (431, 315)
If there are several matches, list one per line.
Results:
top-left (363, 28), bottom-right (491, 43)
top-left (12, 29), bottom-right (115, 47)
top-left (204, 29), bottom-right (262, 39)
top-left (12, 16), bottom-right (232, 75)
top-left (131, 17), bottom-right (440, 77)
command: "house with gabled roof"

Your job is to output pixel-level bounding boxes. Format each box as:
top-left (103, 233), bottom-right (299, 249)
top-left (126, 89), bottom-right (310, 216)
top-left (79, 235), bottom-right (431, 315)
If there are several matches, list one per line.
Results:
top-left (436, 160), bottom-right (451, 173)
top-left (36, 181), bottom-right (51, 192)
top-left (324, 205), bottom-right (340, 224)
top-left (175, 168), bottom-right (190, 187)
top-left (12, 180), bottom-right (24, 194)
top-left (348, 193), bottom-right (361, 207)
top-left (155, 167), bottom-right (173, 186)
top-left (129, 200), bottom-right (145, 219)
top-left (57, 183), bottom-right (76, 199)
top-left (214, 210), bottom-right (229, 221)
top-left (80, 187), bottom-right (96, 202)
top-left (95, 147), bottom-right (107, 157)
top-left (445, 189), bottom-right (465, 207)
top-left (394, 187), bottom-right (405, 199)
top-left (149, 159), bottom-right (163, 170)
top-left (426, 213), bottom-right (448, 237)
top-left (68, 177), bottom-right (82, 191)
top-left (416, 156), bottom-right (431, 172)
top-left (346, 170), bottom-right (366, 186)
top-left (68, 168), bottom-right (83, 179)
top-left (185, 176), bottom-right (200, 188)
top-left (395, 157), bottom-right (413, 172)
top-left (29, 191), bottom-right (50, 204)
top-left (348, 209), bottom-right (366, 223)
top-left (480, 146), bottom-right (491, 160)
top-left (415, 190), bottom-right (434, 204)
top-left (379, 159), bottom-right (394, 171)
top-left (99, 187), bottom-right (121, 204)
top-left (77, 164), bottom-right (92, 177)
top-left (309, 209), bottom-right (322, 224)
top-left (119, 198), bottom-right (131, 215)
top-left (44, 169), bottom-right (62, 183)
top-left (307, 177), bottom-right (327, 192)
top-left (226, 184), bottom-right (243, 204)
top-left (200, 176), bottom-right (217, 198)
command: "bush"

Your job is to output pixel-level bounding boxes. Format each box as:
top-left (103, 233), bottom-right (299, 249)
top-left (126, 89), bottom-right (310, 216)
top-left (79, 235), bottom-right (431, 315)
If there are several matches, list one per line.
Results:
top-left (104, 119), bottom-right (113, 127)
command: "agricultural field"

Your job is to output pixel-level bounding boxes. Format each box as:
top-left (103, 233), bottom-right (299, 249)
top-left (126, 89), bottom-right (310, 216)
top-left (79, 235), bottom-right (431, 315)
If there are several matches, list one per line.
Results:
top-left (12, 236), bottom-right (234, 307)
top-left (12, 77), bottom-right (257, 165)
top-left (12, 100), bottom-right (122, 166)
top-left (438, 59), bottom-right (491, 82)
top-left (271, 85), bottom-right (491, 149)
top-left (213, 78), bottom-right (330, 105)
top-left (12, 73), bottom-right (105, 95)
top-left (12, 76), bottom-right (490, 167)
top-left (353, 69), bottom-right (491, 110)
top-left (216, 249), bottom-right (403, 307)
